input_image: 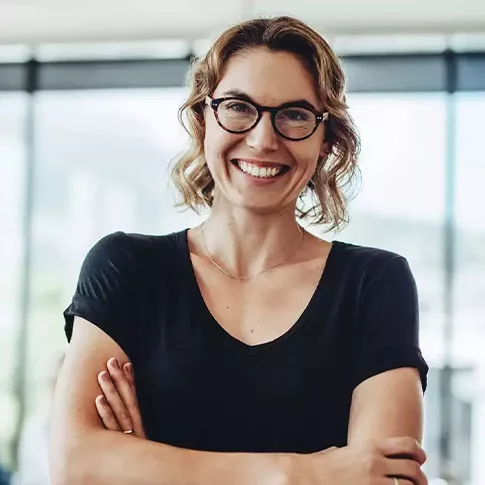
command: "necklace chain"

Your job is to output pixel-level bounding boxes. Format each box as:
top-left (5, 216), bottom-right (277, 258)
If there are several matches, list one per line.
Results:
top-left (200, 223), bottom-right (305, 280)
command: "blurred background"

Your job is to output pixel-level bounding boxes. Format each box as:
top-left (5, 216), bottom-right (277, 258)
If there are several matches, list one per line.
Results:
top-left (0, 0), bottom-right (484, 484)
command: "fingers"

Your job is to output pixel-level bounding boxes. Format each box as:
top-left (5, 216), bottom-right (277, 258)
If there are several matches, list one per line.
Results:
top-left (95, 394), bottom-right (121, 431)
top-left (97, 358), bottom-right (146, 438)
top-left (378, 437), bottom-right (427, 466)
top-left (384, 457), bottom-right (428, 485)
top-left (98, 363), bottom-right (134, 433)
top-left (122, 362), bottom-right (136, 393)
top-left (386, 480), bottom-right (414, 485)
top-left (107, 358), bottom-right (136, 411)
top-left (122, 362), bottom-right (146, 438)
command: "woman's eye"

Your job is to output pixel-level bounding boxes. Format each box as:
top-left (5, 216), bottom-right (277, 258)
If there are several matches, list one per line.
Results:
top-left (284, 110), bottom-right (309, 121)
top-left (227, 103), bottom-right (251, 113)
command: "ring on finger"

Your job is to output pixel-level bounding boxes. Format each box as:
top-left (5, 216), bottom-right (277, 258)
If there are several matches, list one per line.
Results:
top-left (123, 429), bottom-right (134, 434)
top-left (392, 478), bottom-right (399, 485)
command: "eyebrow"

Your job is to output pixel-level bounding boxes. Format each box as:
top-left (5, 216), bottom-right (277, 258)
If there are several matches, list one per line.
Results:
top-left (221, 89), bottom-right (321, 113)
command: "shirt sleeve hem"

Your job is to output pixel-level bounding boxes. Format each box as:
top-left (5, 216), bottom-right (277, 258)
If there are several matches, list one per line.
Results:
top-left (63, 294), bottom-right (135, 361)
top-left (351, 345), bottom-right (428, 393)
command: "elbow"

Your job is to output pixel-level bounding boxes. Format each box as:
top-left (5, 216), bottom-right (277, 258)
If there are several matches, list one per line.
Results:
top-left (50, 459), bottom-right (81, 485)
top-left (50, 463), bottom-right (75, 485)
top-left (50, 435), bottom-right (91, 485)
top-left (50, 452), bottom-right (87, 485)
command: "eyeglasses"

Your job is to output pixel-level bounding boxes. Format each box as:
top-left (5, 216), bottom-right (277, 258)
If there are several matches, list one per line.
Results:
top-left (206, 96), bottom-right (329, 141)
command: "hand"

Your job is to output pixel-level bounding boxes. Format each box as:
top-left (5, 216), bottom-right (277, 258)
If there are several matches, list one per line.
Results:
top-left (292, 437), bottom-right (427, 485)
top-left (95, 357), bottom-right (146, 439)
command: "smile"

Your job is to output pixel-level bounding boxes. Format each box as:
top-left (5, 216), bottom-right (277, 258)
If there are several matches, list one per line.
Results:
top-left (232, 159), bottom-right (289, 179)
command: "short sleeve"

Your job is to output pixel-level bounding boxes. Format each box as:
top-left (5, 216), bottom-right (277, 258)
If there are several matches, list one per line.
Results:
top-left (350, 255), bottom-right (429, 392)
top-left (63, 232), bottom-right (140, 361)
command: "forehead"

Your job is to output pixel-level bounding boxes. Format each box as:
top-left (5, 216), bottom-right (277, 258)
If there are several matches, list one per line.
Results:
top-left (213, 48), bottom-right (321, 108)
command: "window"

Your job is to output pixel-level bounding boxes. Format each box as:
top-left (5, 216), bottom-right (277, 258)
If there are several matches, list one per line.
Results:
top-left (455, 93), bottom-right (485, 484)
top-left (26, 88), bottom-right (203, 416)
top-left (1, 49), bottom-right (484, 484)
top-left (340, 93), bottom-right (448, 477)
top-left (342, 93), bottom-right (447, 359)
top-left (0, 92), bottom-right (27, 463)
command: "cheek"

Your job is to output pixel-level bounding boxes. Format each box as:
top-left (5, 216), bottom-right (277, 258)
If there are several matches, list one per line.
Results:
top-left (299, 137), bottom-right (325, 174)
top-left (204, 123), bottom-right (242, 168)
top-left (287, 143), bottom-right (321, 174)
top-left (204, 125), bottom-right (224, 171)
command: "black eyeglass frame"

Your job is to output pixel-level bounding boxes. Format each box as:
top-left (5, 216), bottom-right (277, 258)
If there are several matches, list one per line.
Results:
top-left (206, 96), bottom-right (329, 141)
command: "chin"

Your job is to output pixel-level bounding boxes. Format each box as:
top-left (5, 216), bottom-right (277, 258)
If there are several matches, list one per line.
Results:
top-left (231, 193), bottom-right (294, 216)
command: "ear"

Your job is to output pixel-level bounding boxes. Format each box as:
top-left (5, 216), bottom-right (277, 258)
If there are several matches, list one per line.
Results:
top-left (319, 141), bottom-right (331, 160)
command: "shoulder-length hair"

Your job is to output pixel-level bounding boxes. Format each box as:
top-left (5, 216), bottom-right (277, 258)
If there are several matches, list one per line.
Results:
top-left (172, 16), bottom-right (361, 231)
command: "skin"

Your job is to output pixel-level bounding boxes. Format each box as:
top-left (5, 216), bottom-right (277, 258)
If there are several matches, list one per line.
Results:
top-left (204, 49), bottom-right (329, 219)
top-left (199, 48), bottom-right (331, 280)
top-left (183, 49), bottom-right (337, 347)
top-left (55, 47), bottom-right (427, 485)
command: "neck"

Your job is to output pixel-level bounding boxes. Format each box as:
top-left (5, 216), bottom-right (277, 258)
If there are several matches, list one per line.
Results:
top-left (200, 200), bottom-right (304, 279)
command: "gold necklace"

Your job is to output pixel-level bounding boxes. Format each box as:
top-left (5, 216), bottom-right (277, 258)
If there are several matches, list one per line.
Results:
top-left (200, 223), bottom-right (305, 280)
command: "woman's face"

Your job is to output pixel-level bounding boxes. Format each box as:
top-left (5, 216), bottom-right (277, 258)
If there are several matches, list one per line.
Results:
top-left (204, 47), bottom-right (328, 215)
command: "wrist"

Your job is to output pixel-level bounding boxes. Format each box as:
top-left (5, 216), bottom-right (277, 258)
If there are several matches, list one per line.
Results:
top-left (283, 452), bottom-right (316, 485)
top-left (270, 452), bottom-right (294, 485)
top-left (286, 446), bottom-right (339, 485)
top-left (190, 449), bottom-right (291, 485)
top-left (240, 451), bottom-right (292, 485)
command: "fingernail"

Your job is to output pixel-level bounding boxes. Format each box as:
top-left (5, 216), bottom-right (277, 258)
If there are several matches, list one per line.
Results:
top-left (110, 358), bottom-right (120, 370)
top-left (127, 363), bottom-right (134, 377)
top-left (99, 371), bottom-right (109, 382)
top-left (97, 395), bottom-right (106, 405)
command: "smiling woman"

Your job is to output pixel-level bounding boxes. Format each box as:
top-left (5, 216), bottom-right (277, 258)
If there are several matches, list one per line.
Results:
top-left (50, 16), bottom-right (429, 485)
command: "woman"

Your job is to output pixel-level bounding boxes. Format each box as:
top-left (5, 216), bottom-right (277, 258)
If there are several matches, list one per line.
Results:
top-left (50, 16), bottom-right (429, 485)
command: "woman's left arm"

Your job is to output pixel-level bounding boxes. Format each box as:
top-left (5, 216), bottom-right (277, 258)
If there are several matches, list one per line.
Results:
top-left (347, 255), bottom-right (428, 448)
top-left (348, 367), bottom-right (424, 445)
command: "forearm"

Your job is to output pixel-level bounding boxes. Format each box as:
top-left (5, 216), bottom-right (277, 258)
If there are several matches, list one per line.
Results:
top-left (52, 428), bottom-right (289, 485)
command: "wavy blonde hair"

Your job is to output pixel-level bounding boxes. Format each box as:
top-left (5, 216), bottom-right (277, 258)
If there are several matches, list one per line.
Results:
top-left (172, 16), bottom-right (361, 231)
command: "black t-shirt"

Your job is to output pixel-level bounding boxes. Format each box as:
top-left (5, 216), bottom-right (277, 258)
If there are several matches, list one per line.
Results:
top-left (64, 229), bottom-right (428, 454)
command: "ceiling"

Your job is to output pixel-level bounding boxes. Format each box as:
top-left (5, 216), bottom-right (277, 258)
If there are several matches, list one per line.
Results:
top-left (1, 0), bottom-right (485, 45)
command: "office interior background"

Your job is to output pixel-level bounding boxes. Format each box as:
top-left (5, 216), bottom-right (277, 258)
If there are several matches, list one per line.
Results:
top-left (0, 0), bottom-right (484, 484)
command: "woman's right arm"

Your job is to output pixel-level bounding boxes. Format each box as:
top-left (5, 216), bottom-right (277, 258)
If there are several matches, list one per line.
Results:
top-left (49, 316), bottom-right (289, 485)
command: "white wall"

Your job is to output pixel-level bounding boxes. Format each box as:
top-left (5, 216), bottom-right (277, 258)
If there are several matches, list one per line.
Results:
top-left (0, 0), bottom-right (485, 44)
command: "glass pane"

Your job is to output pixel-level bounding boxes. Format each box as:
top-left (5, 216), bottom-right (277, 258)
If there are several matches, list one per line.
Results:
top-left (455, 93), bottom-right (485, 485)
top-left (342, 92), bottom-right (446, 353)
top-left (0, 92), bottom-right (27, 466)
top-left (338, 93), bottom-right (447, 478)
top-left (27, 88), bottom-right (202, 431)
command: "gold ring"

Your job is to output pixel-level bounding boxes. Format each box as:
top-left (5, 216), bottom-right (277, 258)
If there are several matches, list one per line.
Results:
top-left (123, 429), bottom-right (134, 434)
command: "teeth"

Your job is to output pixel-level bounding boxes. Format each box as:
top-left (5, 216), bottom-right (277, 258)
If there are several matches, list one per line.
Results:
top-left (236, 161), bottom-right (284, 178)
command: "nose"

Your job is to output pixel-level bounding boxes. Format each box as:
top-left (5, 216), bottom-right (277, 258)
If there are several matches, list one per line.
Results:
top-left (245, 112), bottom-right (279, 153)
